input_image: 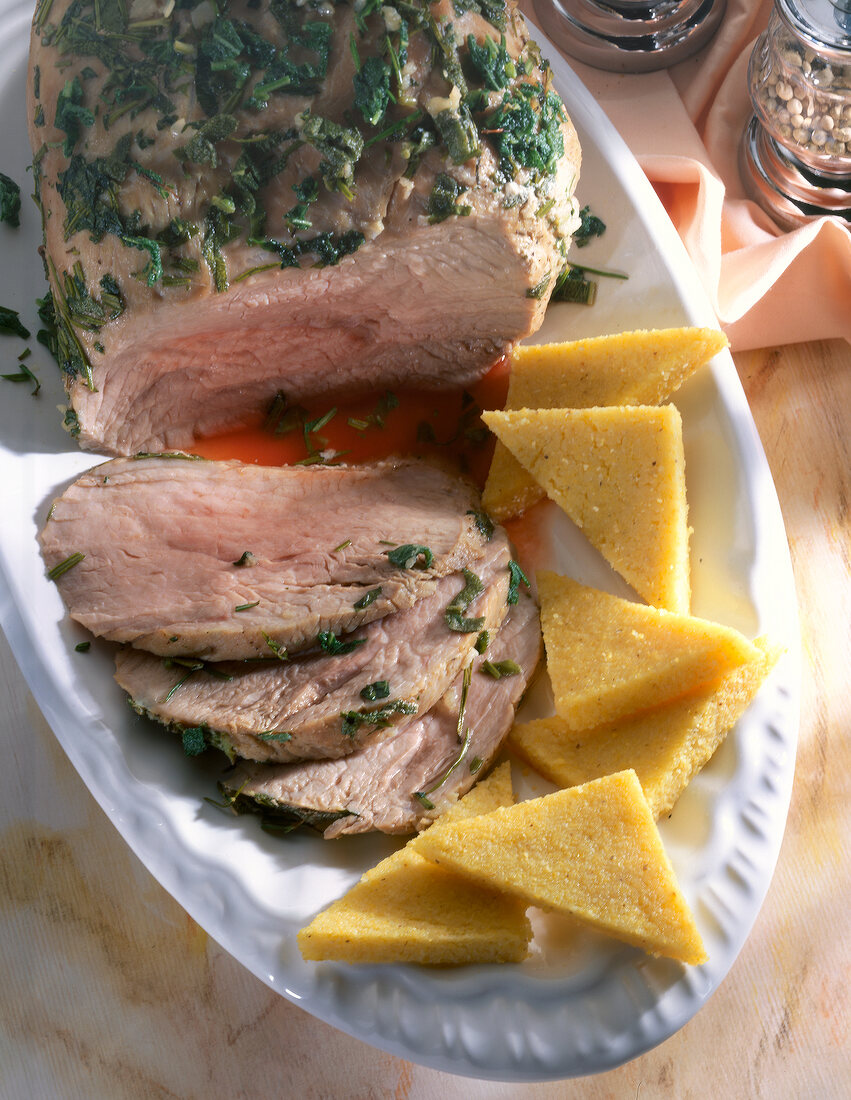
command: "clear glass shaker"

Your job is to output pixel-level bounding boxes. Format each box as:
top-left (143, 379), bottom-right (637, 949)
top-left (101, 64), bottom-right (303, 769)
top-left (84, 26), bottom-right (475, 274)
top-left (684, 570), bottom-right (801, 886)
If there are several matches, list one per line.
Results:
top-left (741, 0), bottom-right (851, 228)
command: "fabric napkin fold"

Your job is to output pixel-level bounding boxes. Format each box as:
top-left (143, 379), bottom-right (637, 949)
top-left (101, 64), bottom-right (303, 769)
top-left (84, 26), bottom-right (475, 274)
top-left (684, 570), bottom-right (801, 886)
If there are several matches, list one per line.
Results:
top-left (525, 0), bottom-right (851, 350)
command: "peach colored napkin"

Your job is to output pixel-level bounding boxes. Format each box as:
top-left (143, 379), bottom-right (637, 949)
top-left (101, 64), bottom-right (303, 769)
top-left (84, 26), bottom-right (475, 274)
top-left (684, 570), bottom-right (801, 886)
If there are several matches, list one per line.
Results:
top-left (529, 0), bottom-right (851, 350)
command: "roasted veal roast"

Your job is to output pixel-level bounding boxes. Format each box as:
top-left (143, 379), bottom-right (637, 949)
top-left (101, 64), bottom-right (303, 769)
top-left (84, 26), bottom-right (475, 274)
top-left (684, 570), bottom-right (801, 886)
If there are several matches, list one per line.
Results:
top-left (28, 0), bottom-right (581, 453)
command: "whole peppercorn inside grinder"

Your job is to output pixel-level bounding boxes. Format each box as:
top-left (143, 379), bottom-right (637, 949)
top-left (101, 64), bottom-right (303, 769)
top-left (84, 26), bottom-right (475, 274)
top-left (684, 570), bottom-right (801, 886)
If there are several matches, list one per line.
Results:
top-left (741, 0), bottom-right (851, 228)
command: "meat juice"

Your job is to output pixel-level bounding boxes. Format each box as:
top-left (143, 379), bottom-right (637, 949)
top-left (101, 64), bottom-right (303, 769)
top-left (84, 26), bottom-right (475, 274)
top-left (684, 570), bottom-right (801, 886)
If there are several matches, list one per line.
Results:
top-left (194, 357), bottom-right (511, 489)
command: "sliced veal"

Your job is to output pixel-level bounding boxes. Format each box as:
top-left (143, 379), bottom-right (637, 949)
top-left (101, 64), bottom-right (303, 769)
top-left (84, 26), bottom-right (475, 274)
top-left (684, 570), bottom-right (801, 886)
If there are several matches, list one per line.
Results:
top-left (219, 593), bottom-right (542, 835)
top-left (40, 456), bottom-right (485, 660)
top-left (116, 529), bottom-right (513, 762)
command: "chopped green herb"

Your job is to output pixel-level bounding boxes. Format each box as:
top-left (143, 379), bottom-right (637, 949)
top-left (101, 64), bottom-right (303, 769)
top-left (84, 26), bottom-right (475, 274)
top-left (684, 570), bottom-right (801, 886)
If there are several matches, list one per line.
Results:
top-left (551, 266), bottom-right (597, 306)
top-left (427, 172), bottom-right (471, 224)
top-left (0, 306), bottom-right (29, 340)
top-left (353, 55), bottom-right (391, 127)
top-left (182, 726), bottom-right (208, 756)
top-left (387, 544), bottom-right (433, 570)
top-left (257, 730), bottom-right (293, 743)
top-left (507, 560), bottom-right (530, 604)
top-left (469, 755), bottom-right (483, 774)
top-left (573, 205), bottom-right (607, 248)
top-left (526, 272), bottom-right (551, 300)
top-left (466, 33), bottom-right (512, 91)
top-left (453, 0), bottom-right (507, 31)
top-left (262, 632), bottom-right (288, 661)
top-left (480, 658), bottom-right (521, 679)
top-left (341, 698), bottom-right (417, 737)
top-left (353, 587), bottom-right (382, 610)
top-left (484, 80), bottom-right (565, 182)
top-left (2, 362), bottom-right (40, 395)
top-left (474, 630), bottom-right (490, 654)
top-left (47, 551), bottom-right (85, 581)
top-left (234, 600), bottom-right (260, 612)
top-left (54, 77), bottom-right (95, 157)
top-left (232, 551), bottom-right (256, 567)
top-left (360, 680), bottom-right (390, 702)
top-left (318, 630), bottom-right (366, 656)
top-left (74, 641), bottom-right (91, 652)
top-left (467, 509), bottom-right (494, 540)
top-left (0, 173), bottom-right (21, 227)
top-left (333, 539), bottom-right (352, 552)
top-left (414, 662), bottom-right (474, 803)
top-left (445, 568), bottom-right (485, 633)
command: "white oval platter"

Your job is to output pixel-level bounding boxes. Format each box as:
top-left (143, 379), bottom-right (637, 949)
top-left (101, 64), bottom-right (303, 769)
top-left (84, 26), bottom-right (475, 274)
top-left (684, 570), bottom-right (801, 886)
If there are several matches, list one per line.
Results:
top-left (0, 0), bottom-right (799, 1081)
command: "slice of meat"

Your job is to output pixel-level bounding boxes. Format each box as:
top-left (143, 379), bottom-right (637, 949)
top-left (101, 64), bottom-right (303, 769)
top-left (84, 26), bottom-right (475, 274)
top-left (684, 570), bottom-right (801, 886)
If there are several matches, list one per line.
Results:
top-left (40, 456), bottom-right (487, 660)
top-left (219, 591), bottom-right (541, 836)
top-left (28, 0), bottom-right (581, 455)
top-left (115, 528), bottom-right (513, 762)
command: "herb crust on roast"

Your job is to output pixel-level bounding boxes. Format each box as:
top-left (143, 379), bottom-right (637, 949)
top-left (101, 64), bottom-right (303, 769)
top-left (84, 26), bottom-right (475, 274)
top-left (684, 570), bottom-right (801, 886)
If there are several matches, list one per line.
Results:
top-left (28, 0), bottom-right (581, 454)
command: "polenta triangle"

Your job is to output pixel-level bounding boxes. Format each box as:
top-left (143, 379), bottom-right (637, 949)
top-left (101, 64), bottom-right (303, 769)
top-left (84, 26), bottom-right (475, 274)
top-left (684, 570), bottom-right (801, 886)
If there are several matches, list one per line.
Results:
top-left (297, 764), bottom-right (531, 965)
top-left (536, 573), bottom-right (761, 730)
top-left (414, 770), bottom-right (707, 965)
top-left (482, 405), bottom-right (690, 612)
top-left (483, 327), bottom-right (728, 522)
top-left (509, 638), bottom-right (781, 818)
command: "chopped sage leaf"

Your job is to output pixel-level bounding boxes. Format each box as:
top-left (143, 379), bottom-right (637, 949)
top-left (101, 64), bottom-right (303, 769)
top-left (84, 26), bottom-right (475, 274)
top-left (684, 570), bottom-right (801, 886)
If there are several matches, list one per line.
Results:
top-left (573, 205), bottom-right (606, 248)
top-left (387, 543), bottom-right (433, 570)
top-left (480, 658), bottom-right (521, 679)
top-left (427, 173), bottom-right (471, 224)
top-left (341, 698), bottom-right (417, 737)
top-left (0, 172), bottom-right (21, 227)
top-left (353, 55), bottom-right (391, 127)
top-left (318, 630), bottom-right (366, 656)
top-left (0, 306), bottom-right (29, 340)
top-left (445, 568), bottom-right (485, 633)
top-left (353, 587), bottom-right (382, 610)
top-left (467, 509), bottom-right (494, 540)
top-left (526, 272), bottom-right (551, 300)
top-left (360, 679), bottom-right (390, 702)
top-left (507, 559), bottom-right (530, 604)
top-left (181, 726), bottom-right (207, 757)
top-left (2, 362), bottom-right (40, 395)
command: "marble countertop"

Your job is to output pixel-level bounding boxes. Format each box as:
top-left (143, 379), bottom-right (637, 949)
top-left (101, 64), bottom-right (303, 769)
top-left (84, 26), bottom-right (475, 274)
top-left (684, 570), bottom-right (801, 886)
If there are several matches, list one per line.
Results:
top-left (1, 337), bottom-right (848, 1098)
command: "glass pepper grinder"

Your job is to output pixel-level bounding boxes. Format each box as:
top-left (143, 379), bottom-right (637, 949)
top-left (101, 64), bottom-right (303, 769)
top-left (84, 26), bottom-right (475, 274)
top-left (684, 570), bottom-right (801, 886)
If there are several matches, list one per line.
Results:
top-left (741, 0), bottom-right (851, 228)
top-left (532, 0), bottom-right (728, 73)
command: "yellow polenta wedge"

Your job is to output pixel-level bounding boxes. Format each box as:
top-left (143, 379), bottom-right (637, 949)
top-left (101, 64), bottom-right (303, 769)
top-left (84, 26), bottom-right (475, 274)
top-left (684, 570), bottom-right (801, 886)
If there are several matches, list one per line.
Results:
top-left (415, 770), bottom-right (707, 965)
top-left (509, 639), bottom-right (781, 818)
top-left (537, 573), bottom-right (761, 730)
top-left (483, 405), bottom-right (690, 612)
top-left (483, 327), bottom-right (728, 522)
top-left (507, 329), bottom-right (728, 410)
top-left (297, 764), bottom-right (531, 965)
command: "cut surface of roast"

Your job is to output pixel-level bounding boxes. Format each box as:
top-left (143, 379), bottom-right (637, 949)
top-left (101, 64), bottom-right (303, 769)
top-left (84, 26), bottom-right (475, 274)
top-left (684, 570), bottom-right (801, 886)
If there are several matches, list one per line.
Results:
top-left (41, 457), bottom-right (486, 660)
top-left (116, 529), bottom-right (513, 762)
top-left (29, 0), bottom-right (580, 455)
top-left (220, 592), bottom-right (541, 836)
